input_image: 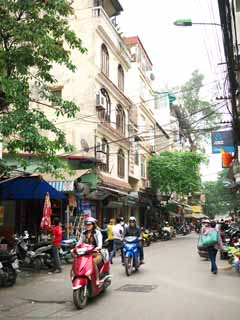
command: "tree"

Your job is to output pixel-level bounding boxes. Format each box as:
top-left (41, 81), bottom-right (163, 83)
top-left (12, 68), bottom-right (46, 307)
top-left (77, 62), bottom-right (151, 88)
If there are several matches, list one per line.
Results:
top-left (148, 151), bottom-right (204, 195)
top-left (203, 170), bottom-right (236, 218)
top-left (0, 0), bottom-right (86, 173)
top-left (173, 70), bottom-right (221, 151)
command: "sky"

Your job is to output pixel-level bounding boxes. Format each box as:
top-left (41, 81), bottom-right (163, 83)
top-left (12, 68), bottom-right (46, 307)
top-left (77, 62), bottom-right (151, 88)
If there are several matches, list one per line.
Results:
top-left (118, 0), bottom-right (229, 180)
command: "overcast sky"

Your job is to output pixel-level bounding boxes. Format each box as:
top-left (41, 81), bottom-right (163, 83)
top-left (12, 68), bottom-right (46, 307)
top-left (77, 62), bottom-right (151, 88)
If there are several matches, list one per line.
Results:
top-left (119, 0), bottom-right (227, 180)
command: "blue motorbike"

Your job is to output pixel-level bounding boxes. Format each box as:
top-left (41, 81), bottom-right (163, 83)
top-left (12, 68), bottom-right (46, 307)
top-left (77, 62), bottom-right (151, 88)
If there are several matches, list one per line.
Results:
top-left (123, 236), bottom-right (140, 276)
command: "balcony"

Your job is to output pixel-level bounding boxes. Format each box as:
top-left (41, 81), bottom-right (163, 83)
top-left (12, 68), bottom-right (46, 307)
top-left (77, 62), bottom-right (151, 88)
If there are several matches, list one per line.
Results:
top-left (93, 6), bottom-right (130, 65)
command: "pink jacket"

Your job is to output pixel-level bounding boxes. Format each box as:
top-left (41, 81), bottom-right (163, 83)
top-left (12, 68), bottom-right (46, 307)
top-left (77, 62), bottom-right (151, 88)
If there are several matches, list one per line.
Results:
top-left (202, 227), bottom-right (224, 251)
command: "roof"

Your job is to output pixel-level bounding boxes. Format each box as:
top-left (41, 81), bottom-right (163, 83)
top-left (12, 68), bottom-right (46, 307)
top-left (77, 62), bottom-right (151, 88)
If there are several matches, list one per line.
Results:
top-left (0, 176), bottom-right (66, 200)
top-left (100, 174), bottom-right (132, 191)
top-left (124, 36), bottom-right (153, 66)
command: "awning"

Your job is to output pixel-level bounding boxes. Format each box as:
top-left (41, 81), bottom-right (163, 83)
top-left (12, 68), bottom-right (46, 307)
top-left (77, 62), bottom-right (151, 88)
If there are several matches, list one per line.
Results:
top-left (97, 186), bottom-right (129, 196)
top-left (43, 169), bottom-right (90, 192)
top-left (0, 176), bottom-right (66, 200)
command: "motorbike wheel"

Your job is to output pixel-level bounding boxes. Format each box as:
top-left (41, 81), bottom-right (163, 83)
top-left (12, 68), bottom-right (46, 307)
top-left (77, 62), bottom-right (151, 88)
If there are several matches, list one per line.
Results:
top-left (3, 267), bottom-right (17, 287)
top-left (125, 257), bottom-right (133, 276)
top-left (147, 239), bottom-right (151, 246)
top-left (65, 257), bottom-right (74, 264)
top-left (73, 286), bottom-right (88, 309)
top-left (33, 257), bottom-right (42, 272)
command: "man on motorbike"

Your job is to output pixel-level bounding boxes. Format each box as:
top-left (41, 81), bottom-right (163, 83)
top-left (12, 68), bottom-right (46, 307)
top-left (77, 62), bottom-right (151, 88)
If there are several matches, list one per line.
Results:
top-left (79, 217), bottom-right (103, 286)
top-left (124, 217), bottom-right (144, 264)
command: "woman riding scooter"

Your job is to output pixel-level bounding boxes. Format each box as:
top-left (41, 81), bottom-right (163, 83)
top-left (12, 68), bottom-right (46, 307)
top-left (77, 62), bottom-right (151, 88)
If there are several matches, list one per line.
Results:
top-left (79, 217), bottom-right (102, 286)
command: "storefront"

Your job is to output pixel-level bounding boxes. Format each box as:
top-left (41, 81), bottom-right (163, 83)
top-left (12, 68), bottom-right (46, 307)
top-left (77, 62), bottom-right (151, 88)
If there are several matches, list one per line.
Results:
top-left (0, 176), bottom-right (65, 239)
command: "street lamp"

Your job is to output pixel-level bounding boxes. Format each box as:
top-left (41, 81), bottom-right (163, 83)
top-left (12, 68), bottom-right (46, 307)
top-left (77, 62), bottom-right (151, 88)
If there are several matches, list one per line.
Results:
top-left (174, 19), bottom-right (221, 27)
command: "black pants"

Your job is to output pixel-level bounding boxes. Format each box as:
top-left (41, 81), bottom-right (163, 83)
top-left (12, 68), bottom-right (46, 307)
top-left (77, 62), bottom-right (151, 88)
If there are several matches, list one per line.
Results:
top-left (139, 244), bottom-right (144, 261)
top-left (52, 246), bottom-right (61, 271)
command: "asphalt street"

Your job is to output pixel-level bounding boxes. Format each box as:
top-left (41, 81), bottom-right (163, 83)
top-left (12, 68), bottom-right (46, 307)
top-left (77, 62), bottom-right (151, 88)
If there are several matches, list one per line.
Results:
top-left (0, 234), bottom-right (239, 320)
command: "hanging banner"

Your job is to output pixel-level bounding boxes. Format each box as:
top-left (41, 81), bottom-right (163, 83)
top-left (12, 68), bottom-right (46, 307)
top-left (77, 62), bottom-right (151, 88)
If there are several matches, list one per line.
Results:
top-left (211, 130), bottom-right (234, 154)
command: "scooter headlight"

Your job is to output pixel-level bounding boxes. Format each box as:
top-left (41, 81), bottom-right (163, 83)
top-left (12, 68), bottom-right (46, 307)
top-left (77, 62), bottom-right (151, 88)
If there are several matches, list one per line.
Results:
top-left (76, 248), bottom-right (87, 256)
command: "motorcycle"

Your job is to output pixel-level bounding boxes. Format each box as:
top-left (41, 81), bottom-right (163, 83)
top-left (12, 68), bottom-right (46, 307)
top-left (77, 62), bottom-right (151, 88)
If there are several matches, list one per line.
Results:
top-left (0, 249), bottom-right (19, 287)
top-left (71, 243), bottom-right (111, 309)
top-left (160, 228), bottom-right (171, 241)
top-left (60, 239), bottom-right (76, 264)
top-left (142, 228), bottom-right (152, 247)
top-left (14, 234), bottom-right (48, 271)
top-left (123, 236), bottom-right (141, 276)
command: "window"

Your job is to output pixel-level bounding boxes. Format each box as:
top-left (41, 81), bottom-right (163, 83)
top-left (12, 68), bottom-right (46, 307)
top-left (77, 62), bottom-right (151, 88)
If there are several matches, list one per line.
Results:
top-left (101, 44), bottom-right (109, 76)
top-left (98, 88), bottom-right (111, 122)
top-left (134, 142), bottom-right (139, 165)
top-left (116, 105), bottom-right (125, 135)
top-left (100, 138), bottom-right (109, 172)
top-left (140, 115), bottom-right (145, 131)
top-left (118, 64), bottom-right (124, 91)
top-left (237, 0), bottom-right (240, 12)
top-left (117, 149), bottom-right (125, 178)
top-left (141, 156), bottom-right (146, 178)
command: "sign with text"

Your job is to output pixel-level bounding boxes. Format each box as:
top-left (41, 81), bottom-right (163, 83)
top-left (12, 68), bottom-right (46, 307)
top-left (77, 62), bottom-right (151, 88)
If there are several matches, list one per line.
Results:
top-left (211, 130), bottom-right (234, 154)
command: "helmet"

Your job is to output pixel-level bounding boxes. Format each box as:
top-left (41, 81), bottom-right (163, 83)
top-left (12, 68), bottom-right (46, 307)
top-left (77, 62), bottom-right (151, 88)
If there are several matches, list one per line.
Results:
top-left (129, 216), bottom-right (136, 223)
top-left (84, 217), bottom-right (97, 225)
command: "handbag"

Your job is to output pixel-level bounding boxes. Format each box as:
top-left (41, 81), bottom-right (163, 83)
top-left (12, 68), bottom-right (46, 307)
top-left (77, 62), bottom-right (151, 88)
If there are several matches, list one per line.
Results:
top-left (200, 230), bottom-right (219, 247)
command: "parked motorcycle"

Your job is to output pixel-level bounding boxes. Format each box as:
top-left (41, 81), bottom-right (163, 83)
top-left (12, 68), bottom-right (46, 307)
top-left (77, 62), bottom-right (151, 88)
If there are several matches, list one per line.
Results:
top-left (0, 249), bottom-right (19, 287)
top-left (123, 236), bottom-right (141, 276)
top-left (14, 234), bottom-right (48, 271)
top-left (160, 228), bottom-right (171, 241)
top-left (142, 228), bottom-right (152, 247)
top-left (71, 243), bottom-right (111, 309)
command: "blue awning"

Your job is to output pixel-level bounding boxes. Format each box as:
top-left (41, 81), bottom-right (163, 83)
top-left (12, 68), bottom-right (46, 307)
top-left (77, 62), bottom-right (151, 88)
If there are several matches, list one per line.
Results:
top-left (0, 176), bottom-right (66, 200)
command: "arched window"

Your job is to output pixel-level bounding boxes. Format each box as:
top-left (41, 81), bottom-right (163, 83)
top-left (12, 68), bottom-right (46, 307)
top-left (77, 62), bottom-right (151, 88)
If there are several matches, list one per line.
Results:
top-left (101, 138), bottom-right (109, 172)
top-left (101, 44), bottom-right (109, 76)
top-left (118, 149), bottom-right (125, 178)
top-left (116, 105), bottom-right (125, 135)
top-left (98, 88), bottom-right (111, 122)
top-left (118, 64), bottom-right (124, 91)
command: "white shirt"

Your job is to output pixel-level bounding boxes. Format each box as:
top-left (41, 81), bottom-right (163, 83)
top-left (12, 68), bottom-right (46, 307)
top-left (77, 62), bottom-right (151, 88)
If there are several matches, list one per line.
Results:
top-left (112, 224), bottom-right (124, 240)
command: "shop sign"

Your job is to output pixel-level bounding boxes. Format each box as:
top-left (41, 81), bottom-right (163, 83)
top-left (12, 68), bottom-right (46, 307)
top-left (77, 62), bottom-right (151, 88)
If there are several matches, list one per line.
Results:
top-left (211, 130), bottom-right (234, 154)
top-left (191, 206), bottom-right (203, 213)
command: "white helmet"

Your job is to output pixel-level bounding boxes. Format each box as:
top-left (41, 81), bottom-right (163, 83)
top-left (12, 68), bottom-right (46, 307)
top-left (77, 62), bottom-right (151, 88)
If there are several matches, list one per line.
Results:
top-left (84, 217), bottom-right (97, 225)
top-left (129, 216), bottom-right (136, 223)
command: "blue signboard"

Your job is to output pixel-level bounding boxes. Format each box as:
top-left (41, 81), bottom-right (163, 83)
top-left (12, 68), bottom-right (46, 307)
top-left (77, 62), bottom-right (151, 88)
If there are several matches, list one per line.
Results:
top-left (211, 130), bottom-right (234, 154)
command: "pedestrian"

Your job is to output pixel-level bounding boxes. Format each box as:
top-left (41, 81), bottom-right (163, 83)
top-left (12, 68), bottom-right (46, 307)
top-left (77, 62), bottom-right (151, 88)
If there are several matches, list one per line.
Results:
top-left (110, 218), bottom-right (124, 264)
top-left (51, 217), bottom-right (63, 273)
top-left (107, 218), bottom-right (115, 253)
top-left (202, 220), bottom-right (224, 275)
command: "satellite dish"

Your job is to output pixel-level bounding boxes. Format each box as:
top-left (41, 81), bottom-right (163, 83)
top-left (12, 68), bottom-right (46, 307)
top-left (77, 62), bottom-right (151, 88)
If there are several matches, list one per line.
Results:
top-left (81, 139), bottom-right (89, 152)
top-left (150, 73), bottom-right (155, 81)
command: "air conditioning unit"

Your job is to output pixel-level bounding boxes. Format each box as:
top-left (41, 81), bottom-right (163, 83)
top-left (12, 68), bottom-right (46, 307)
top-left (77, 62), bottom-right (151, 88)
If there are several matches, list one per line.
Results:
top-left (96, 151), bottom-right (107, 164)
top-left (96, 91), bottom-right (107, 111)
top-left (149, 145), bottom-right (155, 153)
top-left (144, 180), bottom-right (151, 189)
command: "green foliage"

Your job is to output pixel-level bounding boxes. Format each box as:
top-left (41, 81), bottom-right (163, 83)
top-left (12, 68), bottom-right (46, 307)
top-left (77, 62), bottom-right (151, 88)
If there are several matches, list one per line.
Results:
top-left (174, 70), bottom-right (221, 150)
top-left (148, 151), bottom-right (204, 195)
top-left (203, 170), bottom-right (236, 218)
top-left (0, 0), bottom-right (87, 173)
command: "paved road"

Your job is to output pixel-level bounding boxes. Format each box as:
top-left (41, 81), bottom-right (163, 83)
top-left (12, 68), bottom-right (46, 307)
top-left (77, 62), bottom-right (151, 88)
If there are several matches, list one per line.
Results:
top-left (0, 234), bottom-right (239, 320)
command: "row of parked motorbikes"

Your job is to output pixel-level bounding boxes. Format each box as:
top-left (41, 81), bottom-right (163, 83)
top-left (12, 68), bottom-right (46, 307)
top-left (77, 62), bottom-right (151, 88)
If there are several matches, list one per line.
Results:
top-left (142, 224), bottom-right (191, 247)
top-left (0, 231), bottom-right (76, 287)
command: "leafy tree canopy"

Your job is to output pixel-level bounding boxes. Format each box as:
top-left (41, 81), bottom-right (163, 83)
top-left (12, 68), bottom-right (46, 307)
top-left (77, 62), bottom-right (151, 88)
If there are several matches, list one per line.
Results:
top-left (170, 70), bottom-right (221, 151)
top-left (203, 170), bottom-right (236, 219)
top-left (0, 0), bottom-right (86, 173)
top-left (148, 151), bottom-right (204, 195)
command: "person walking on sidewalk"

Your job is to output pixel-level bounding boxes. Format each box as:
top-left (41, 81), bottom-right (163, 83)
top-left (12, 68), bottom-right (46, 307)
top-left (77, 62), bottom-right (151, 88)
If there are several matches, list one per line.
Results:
top-left (52, 218), bottom-right (63, 273)
top-left (110, 218), bottom-right (124, 264)
top-left (202, 220), bottom-right (224, 275)
top-left (107, 218), bottom-right (115, 253)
